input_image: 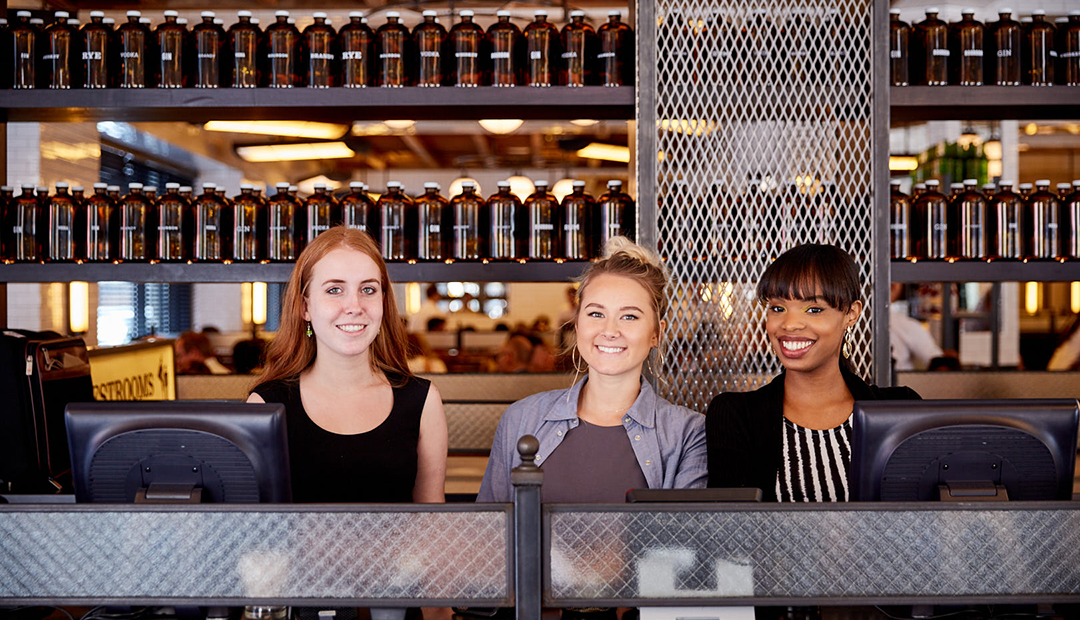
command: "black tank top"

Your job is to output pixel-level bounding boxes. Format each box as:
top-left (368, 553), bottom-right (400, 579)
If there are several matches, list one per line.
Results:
top-left (254, 374), bottom-right (430, 503)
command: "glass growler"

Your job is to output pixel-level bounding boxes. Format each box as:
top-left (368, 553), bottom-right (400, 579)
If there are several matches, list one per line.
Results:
top-left (154, 11), bottom-right (186, 88)
top-left (914, 8), bottom-right (949, 86)
top-left (414, 11), bottom-right (446, 87)
top-left (889, 180), bottom-right (912, 258)
top-left (341, 182), bottom-right (377, 234)
top-left (11, 12), bottom-right (38, 89)
top-left (948, 179), bottom-right (987, 258)
top-left (889, 9), bottom-right (910, 86)
top-left (45, 183), bottom-right (76, 261)
top-left (488, 11), bottom-right (522, 86)
top-left (449, 10), bottom-right (483, 87)
top-left (229, 11), bottom-right (261, 88)
top-left (524, 10), bottom-right (561, 86)
top-left (340, 13), bottom-right (375, 87)
top-left (0, 19), bottom-right (11, 89)
top-left (526, 180), bottom-right (560, 259)
top-left (304, 184), bottom-right (341, 246)
top-left (561, 181), bottom-right (595, 259)
top-left (232, 184), bottom-right (265, 261)
top-left (44, 11), bottom-right (80, 89)
top-left (487, 181), bottom-right (526, 259)
top-left (192, 11), bottom-right (227, 88)
top-left (377, 12), bottom-right (412, 87)
top-left (80, 12), bottom-right (111, 88)
top-left (451, 181), bottom-right (487, 260)
top-left (305, 12), bottom-right (338, 88)
top-left (192, 183), bottom-right (230, 261)
top-left (156, 182), bottom-right (190, 261)
top-left (1062, 180), bottom-right (1080, 258)
top-left (267, 182), bottom-right (302, 261)
top-left (597, 179), bottom-right (635, 251)
top-left (80, 183), bottom-right (114, 261)
top-left (911, 179), bottom-right (948, 259)
top-left (597, 11), bottom-right (634, 87)
top-left (415, 182), bottom-right (450, 260)
top-left (950, 9), bottom-right (984, 85)
top-left (265, 11), bottom-right (301, 87)
top-left (1026, 179), bottom-right (1061, 259)
top-left (4, 185), bottom-right (42, 261)
top-left (116, 183), bottom-right (155, 261)
top-left (987, 9), bottom-right (1022, 85)
top-left (1063, 12), bottom-right (1080, 86)
top-left (561, 11), bottom-right (597, 87)
top-left (377, 182), bottom-right (413, 260)
top-left (1023, 10), bottom-right (1056, 86)
top-left (117, 11), bottom-right (150, 88)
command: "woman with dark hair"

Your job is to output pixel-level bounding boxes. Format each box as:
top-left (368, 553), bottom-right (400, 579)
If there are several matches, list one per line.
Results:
top-left (706, 244), bottom-right (919, 502)
top-left (248, 226), bottom-right (447, 503)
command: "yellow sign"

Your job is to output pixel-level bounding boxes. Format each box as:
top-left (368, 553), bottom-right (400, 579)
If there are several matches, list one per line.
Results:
top-left (89, 340), bottom-right (176, 401)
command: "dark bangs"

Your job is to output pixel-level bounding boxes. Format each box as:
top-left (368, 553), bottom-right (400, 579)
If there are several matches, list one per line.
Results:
top-left (756, 244), bottom-right (861, 311)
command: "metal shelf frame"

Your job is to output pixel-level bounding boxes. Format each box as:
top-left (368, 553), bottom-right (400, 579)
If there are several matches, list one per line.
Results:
top-left (891, 86), bottom-right (1080, 122)
top-left (891, 260), bottom-right (1080, 283)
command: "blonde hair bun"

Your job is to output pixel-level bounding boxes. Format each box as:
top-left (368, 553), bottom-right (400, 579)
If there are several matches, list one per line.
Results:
top-left (603, 236), bottom-right (668, 277)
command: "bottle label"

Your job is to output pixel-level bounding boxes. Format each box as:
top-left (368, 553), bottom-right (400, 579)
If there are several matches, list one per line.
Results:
top-left (270, 225), bottom-right (289, 232)
top-left (383, 225), bottom-right (400, 231)
top-left (933, 223), bottom-right (947, 231)
top-left (313, 224), bottom-right (329, 232)
top-left (160, 225), bottom-right (179, 232)
top-left (161, 52), bottom-right (174, 61)
top-left (890, 50), bottom-right (903, 58)
top-left (598, 52), bottom-right (616, 59)
top-left (82, 51), bottom-right (103, 60)
top-left (57, 225), bottom-right (70, 231)
top-left (12, 226), bottom-right (22, 234)
top-left (456, 52), bottom-right (478, 58)
top-left (342, 51), bottom-right (363, 60)
top-left (562, 52), bottom-right (577, 59)
top-left (1048, 223), bottom-right (1059, 229)
top-left (311, 52), bottom-right (335, 60)
top-left (267, 52), bottom-right (289, 59)
top-left (19, 53), bottom-right (30, 59)
top-left (963, 49), bottom-right (983, 57)
top-left (205, 225), bottom-right (217, 232)
top-left (91, 225), bottom-right (100, 232)
top-left (380, 52), bottom-right (402, 59)
top-left (534, 223), bottom-right (554, 231)
top-left (530, 51), bottom-right (543, 60)
top-left (428, 224), bottom-right (441, 233)
top-left (932, 48), bottom-right (950, 57)
top-left (997, 49), bottom-right (1013, 57)
top-left (1008, 222), bottom-right (1018, 229)
top-left (348, 224), bottom-right (367, 232)
top-left (1063, 51), bottom-right (1080, 59)
top-left (236, 225), bottom-right (251, 233)
top-left (420, 51), bottom-right (440, 58)
top-left (42, 53), bottom-right (60, 61)
top-left (198, 53), bottom-right (216, 59)
top-left (235, 52), bottom-right (246, 58)
top-left (121, 226), bottom-right (137, 232)
top-left (1050, 50), bottom-right (1059, 58)
top-left (491, 51), bottom-right (511, 60)
top-left (121, 52), bottom-right (140, 59)
top-left (453, 224), bottom-right (470, 231)
top-left (564, 224), bottom-right (580, 232)
top-left (889, 223), bottom-right (905, 230)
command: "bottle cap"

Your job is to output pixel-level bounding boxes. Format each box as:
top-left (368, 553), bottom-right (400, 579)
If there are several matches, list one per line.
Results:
top-left (1032, 9), bottom-right (1046, 16)
top-left (166, 182), bottom-right (180, 189)
top-left (1070, 10), bottom-right (1080, 16)
top-left (276, 11), bottom-right (290, 17)
top-left (1001, 180), bottom-right (1014, 185)
top-left (90, 11), bottom-right (104, 18)
top-left (201, 11), bottom-right (215, 18)
top-left (460, 10), bottom-right (474, 17)
top-left (963, 179), bottom-right (977, 185)
top-left (609, 10), bottom-right (622, 17)
top-left (461, 181), bottom-right (476, 188)
top-left (140, 18), bottom-right (151, 24)
top-left (423, 182), bottom-right (439, 189)
top-left (55, 11), bottom-right (69, 18)
top-left (890, 179), bottom-right (902, 186)
top-left (349, 11), bottom-right (364, 18)
top-left (1035, 179), bottom-right (1050, 186)
top-left (925, 7), bottom-right (939, 14)
top-left (238, 10), bottom-right (252, 17)
top-left (950, 183), bottom-right (964, 190)
top-left (1000, 8), bottom-right (1013, 14)
top-left (30, 18), bottom-right (44, 24)
top-left (535, 179), bottom-right (549, 187)
top-left (203, 182), bottom-right (217, 189)
top-left (570, 10), bottom-right (585, 18)
top-left (178, 18), bottom-right (189, 25)
top-left (1057, 17), bottom-right (1069, 23)
top-left (350, 181), bottom-right (364, 189)
top-left (387, 181), bottom-right (402, 188)
top-left (572, 180), bottom-right (586, 187)
top-left (144, 186), bottom-right (157, 193)
top-left (249, 19), bottom-right (258, 25)
top-left (129, 182), bottom-right (144, 189)
top-left (107, 185), bottom-right (120, 192)
top-left (608, 180), bottom-right (623, 187)
top-left (276, 182), bottom-right (290, 189)
top-left (55, 182), bottom-right (69, 189)
top-left (961, 8), bottom-right (975, 15)
top-left (982, 183), bottom-right (995, 190)
top-left (164, 10), bottom-right (178, 17)
top-left (21, 184), bottom-right (35, 190)
top-left (423, 10), bottom-right (437, 17)
top-left (497, 11), bottom-right (511, 17)
top-left (1073, 180), bottom-right (1080, 187)
top-left (313, 183), bottom-right (326, 190)
top-left (288, 185), bottom-right (298, 192)
top-left (103, 18), bottom-right (115, 24)
top-left (0, 186), bottom-right (11, 192)
top-left (127, 10), bottom-right (141, 17)
top-left (1057, 183), bottom-right (1071, 189)
top-left (889, 9), bottom-right (901, 15)
top-left (534, 10), bottom-right (548, 17)
top-left (925, 179), bottom-right (939, 186)
top-left (387, 11), bottom-right (400, 18)
top-left (313, 12), bottom-right (328, 19)
top-left (94, 182), bottom-right (108, 189)
top-left (497, 181), bottom-right (510, 187)
top-left (288, 18), bottom-right (296, 24)
top-left (1019, 182), bottom-right (1033, 188)
top-left (72, 186), bottom-right (83, 192)
top-left (16, 11), bottom-right (31, 17)
top-left (240, 183), bottom-right (253, 190)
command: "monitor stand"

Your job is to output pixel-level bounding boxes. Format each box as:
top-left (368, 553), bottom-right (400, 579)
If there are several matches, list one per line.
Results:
top-left (937, 481), bottom-right (1009, 501)
top-left (640, 607), bottom-right (753, 620)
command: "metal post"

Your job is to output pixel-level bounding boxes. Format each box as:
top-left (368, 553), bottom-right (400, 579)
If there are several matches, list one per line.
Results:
top-left (634, 0), bottom-right (657, 252)
top-left (872, 0), bottom-right (892, 386)
top-left (511, 435), bottom-right (543, 620)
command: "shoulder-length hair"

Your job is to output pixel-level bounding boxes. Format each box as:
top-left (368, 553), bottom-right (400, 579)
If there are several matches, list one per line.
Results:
top-left (756, 243), bottom-right (861, 312)
top-left (253, 226), bottom-right (411, 389)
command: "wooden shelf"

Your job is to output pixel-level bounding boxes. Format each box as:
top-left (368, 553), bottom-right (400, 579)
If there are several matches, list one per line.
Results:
top-left (0, 260), bottom-right (589, 283)
top-left (891, 86), bottom-right (1080, 121)
top-left (0, 86), bottom-right (635, 123)
top-left (891, 259), bottom-right (1080, 282)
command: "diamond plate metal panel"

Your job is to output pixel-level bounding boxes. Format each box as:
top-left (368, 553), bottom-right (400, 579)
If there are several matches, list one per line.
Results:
top-left (547, 507), bottom-right (1080, 602)
top-left (0, 508), bottom-right (510, 604)
top-left (446, 402), bottom-right (510, 452)
top-left (650, 0), bottom-right (876, 411)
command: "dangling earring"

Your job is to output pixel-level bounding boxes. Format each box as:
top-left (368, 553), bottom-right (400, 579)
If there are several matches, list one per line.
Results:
top-left (842, 326), bottom-right (852, 359)
top-left (305, 322), bottom-right (313, 338)
top-left (571, 347), bottom-right (587, 373)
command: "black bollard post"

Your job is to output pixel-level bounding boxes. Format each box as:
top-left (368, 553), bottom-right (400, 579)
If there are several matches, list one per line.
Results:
top-left (512, 435), bottom-right (543, 620)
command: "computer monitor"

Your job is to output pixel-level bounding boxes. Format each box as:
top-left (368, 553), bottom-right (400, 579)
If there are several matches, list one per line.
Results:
top-left (850, 399), bottom-right (1078, 502)
top-left (65, 401), bottom-right (291, 503)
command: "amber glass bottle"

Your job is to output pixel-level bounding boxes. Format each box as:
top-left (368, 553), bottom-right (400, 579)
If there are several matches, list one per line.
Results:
top-left (5, 185), bottom-right (41, 261)
top-left (1024, 10), bottom-right (1056, 86)
top-left (488, 11), bottom-right (522, 87)
top-left (596, 180), bottom-right (635, 251)
top-left (377, 12), bottom-right (412, 87)
top-left (378, 182), bottom-right (413, 260)
top-left (889, 181), bottom-right (911, 258)
top-left (116, 183), bottom-right (155, 261)
top-left (154, 11), bottom-right (186, 88)
top-left (156, 183), bottom-right (189, 261)
top-left (414, 11), bottom-right (447, 87)
top-left (449, 11), bottom-right (483, 87)
top-left (265, 11), bottom-right (301, 87)
top-left (911, 179), bottom-right (948, 259)
top-left (117, 11), bottom-right (150, 88)
top-left (44, 11), bottom-right (79, 89)
top-left (986, 9), bottom-right (1022, 86)
top-left (192, 183), bottom-right (230, 261)
top-left (192, 12), bottom-right (227, 88)
top-left (416, 182), bottom-right (450, 260)
top-left (340, 13), bottom-right (375, 88)
top-left (1026, 179), bottom-right (1061, 258)
top-left (80, 12), bottom-right (110, 88)
top-left (305, 12), bottom-right (338, 88)
top-left (450, 182), bottom-right (487, 260)
top-left (45, 183), bottom-right (76, 261)
top-left (914, 8), bottom-right (949, 86)
top-left (267, 182), bottom-right (302, 261)
top-left (889, 9), bottom-right (910, 86)
top-left (527, 180), bottom-right (559, 258)
top-left (950, 9), bottom-right (984, 85)
top-left (561, 181), bottom-right (595, 259)
top-left (304, 184), bottom-right (341, 246)
top-left (1062, 180), bottom-right (1080, 258)
top-left (341, 182), bottom-right (378, 234)
top-left (1062, 12), bottom-right (1080, 86)
top-left (597, 11), bottom-right (634, 87)
top-left (231, 184), bottom-right (261, 261)
top-left (948, 179), bottom-right (987, 259)
top-left (228, 11), bottom-right (260, 88)
top-left (11, 12), bottom-right (38, 89)
top-left (525, 10), bottom-right (561, 87)
top-left (487, 181), bottom-right (527, 259)
top-left (561, 11), bottom-right (597, 87)
top-left (76, 184), bottom-right (103, 261)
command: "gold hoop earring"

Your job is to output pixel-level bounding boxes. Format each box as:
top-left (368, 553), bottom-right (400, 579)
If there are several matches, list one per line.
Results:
top-left (571, 346), bottom-right (587, 373)
top-left (306, 322), bottom-right (313, 338)
top-left (842, 326), bottom-right (852, 359)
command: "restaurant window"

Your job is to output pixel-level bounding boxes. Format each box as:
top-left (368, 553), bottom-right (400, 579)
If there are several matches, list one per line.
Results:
top-left (97, 282), bottom-right (193, 346)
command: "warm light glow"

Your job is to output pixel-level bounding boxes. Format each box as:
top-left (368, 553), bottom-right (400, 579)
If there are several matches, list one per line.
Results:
top-left (889, 156), bottom-right (919, 172)
top-left (719, 282), bottom-right (734, 320)
top-left (576, 142), bottom-right (631, 163)
top-left (570, 119), bottom-right (599, 127)
top-left (69, 281), bottom-right (89, 334)
top-left (988, 160), bottom-right (1003, 178)
top-left (449, 177), bottom-right (481, 197)
top-left (1071, 282), bottom-right (1080, 314)
top-left (383, 119), bottom-right (416, 130)
top-left (297, 175), bottom-right (342, 195)
top-left (1025, 282), bottom-right (1040, 315)
top-left (252, 282), bottom-right (267, 326)
top-left (204, 120), bottom-right (348, 140)
top-left (983, 139), bottom-right (1003, 160)
top-left (551, 179), bottom-right (575, 202)
top-left (241, 283), bottom-right (253, 325)
top-left (236, 142), bottom-right (355, 163)
top-left (478, 119), bottom-right (524, 135)
top-left (507, 176), bottom-right (536, 201)
top-left (657, 119), bottom-right (717, 136)
top-left (1024, 123), bottom-right (1038, 136)
top-left (406, 283), bottom-right (422, 315)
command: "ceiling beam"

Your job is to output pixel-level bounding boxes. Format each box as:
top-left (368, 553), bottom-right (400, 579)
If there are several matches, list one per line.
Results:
top-left (400, 134), bottom-right (439, 169)
top-left (471, 134), bottom-right (498, 168)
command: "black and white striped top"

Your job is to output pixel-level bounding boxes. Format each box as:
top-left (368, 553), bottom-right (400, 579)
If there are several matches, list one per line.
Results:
top-left (775, 414), bottom-right (853, 502)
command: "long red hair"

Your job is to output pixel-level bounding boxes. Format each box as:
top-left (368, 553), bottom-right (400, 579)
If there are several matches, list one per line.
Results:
top-left (253, 226), bottom-right (412, 389)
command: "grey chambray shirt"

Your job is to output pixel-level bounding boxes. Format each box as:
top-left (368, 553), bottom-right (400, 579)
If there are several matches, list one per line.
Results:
top-left (477, 376), bottom-right (708, 502)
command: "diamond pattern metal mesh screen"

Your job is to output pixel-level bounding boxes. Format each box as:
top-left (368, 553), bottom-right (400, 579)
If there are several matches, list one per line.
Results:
top-left (0, 509), bottom-right (510, 603)
top-left (651, 0), bottom-right (876, 410)
top-left (547, 507), bottom-right (1080, 602)
top-left (446, 402), bottom-right (510, 452)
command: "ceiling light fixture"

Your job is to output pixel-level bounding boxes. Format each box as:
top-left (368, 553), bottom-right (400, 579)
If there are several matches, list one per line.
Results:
top-left (570, 119), bottom-right (599, 127)
top-left (384, 119), bottom-right (416, 130)
top-left (449, 177), bottom-right (482, 197)
top-left (478, 119), bottom-right (524, 135)
top-left (297, 175), bottom-right (343, 195)
top-left (203, 120), bottom-right (348, 139)
top-left (576, 142), bottom-right (630, 163)
top-left (236, 141), bottom-right (356, 163)
top-left (889, 156), bottom-right (919, 172)
top-left (506, 175), bottom-right (536, 201)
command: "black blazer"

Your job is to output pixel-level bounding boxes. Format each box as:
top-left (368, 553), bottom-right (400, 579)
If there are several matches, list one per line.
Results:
top-left (705, 365), bottom-right (920, 501)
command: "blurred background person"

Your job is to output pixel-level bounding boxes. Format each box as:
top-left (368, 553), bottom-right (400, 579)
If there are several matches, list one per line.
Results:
top-left (175, 331), bottom-right (229, 375)
top-left (408, 284), bottom-right (445, 333)
top-left (407, 333), bottom-right (448, 374)
top-left (889, 282), bottom-right (944, 371)
top-left (493, 334), bottom-right (533, 373)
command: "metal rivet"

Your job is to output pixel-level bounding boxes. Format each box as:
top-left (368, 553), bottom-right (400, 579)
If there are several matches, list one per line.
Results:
top-left (645, 460), bottom-right (652, 465)
top-left (635, 435), bottom-right (641, 441)
top-left (556, 430), bottom-right (563, 436)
